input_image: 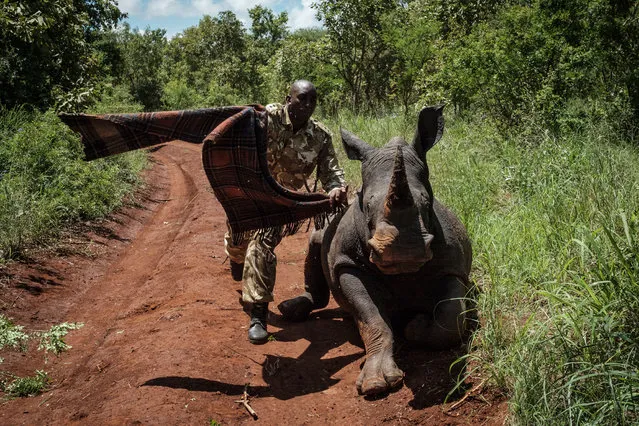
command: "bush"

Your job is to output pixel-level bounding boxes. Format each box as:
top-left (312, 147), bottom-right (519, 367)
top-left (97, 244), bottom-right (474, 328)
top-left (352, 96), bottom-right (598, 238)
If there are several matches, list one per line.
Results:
top-left (88, 84), bottom-right (144, 114)
top-left (1, 370), bottom-right (49, 398)
top-left (0, 107), bottom-right (147, 259)
top-left (162, 79), bottom-right (204, 110)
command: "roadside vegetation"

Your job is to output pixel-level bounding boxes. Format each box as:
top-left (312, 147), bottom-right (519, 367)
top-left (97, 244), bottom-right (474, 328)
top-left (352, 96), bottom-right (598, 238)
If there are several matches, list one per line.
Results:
top-left (1, 0), bottom-right (638, 422)
top-left (0, 107), bottom-right (147, 260)
top-left (0, 315), bottom-right (83, 398)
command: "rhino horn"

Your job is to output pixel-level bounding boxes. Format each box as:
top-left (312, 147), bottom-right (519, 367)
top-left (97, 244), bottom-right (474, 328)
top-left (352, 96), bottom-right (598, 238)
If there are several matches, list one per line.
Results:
top-left (384, 146), bottom-right (413, 216)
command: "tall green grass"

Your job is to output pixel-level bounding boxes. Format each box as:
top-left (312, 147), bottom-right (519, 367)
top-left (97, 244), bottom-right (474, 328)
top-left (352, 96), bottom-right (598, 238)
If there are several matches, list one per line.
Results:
top-left (323, 109), bottom-right (639, 423)
top-left (0, 107), bottom-right (147, 260)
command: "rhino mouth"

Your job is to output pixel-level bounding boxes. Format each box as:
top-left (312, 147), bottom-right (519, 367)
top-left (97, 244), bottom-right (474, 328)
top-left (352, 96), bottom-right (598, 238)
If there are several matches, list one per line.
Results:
top-left (372, 258), bottom-right (428, 275)
top-left (368, 234), bottom-right (434, 275)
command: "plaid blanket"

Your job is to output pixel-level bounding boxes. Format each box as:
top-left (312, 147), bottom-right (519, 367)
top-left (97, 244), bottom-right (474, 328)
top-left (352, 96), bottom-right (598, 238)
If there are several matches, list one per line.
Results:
top-left (59, 106), bottom-right (337, 242)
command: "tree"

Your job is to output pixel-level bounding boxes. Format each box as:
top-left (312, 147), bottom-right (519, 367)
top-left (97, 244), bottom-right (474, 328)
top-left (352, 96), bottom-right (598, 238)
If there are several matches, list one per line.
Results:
top-left (246, 6), bottom-right (289, 102)
top-left (262, 30), bottom-right (343, 112)
top-left (0, 0), bottom-right (125, 109)
top-left (120, 25), bottom-right (167, 111)
top-left (313, 0), bottom-right (398, 111)
top-left (249, 5), bottom-right (288, 45)
top-left (163, 12), bottom-right (250, 104)
top-left (382, 2), bottom-right (440, 113)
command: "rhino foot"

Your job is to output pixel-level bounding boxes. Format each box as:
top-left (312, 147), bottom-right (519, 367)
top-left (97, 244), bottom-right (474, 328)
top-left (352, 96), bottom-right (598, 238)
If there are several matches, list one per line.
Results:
top-left (278, 295), bottom-right (314, 322)
top-left (356, 351), bottom-right (404, 395)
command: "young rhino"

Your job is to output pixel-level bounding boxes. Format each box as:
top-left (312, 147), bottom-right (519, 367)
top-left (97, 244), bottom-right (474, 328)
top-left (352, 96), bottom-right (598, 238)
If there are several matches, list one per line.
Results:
top-left (278, 105), bottom-right (472, 396)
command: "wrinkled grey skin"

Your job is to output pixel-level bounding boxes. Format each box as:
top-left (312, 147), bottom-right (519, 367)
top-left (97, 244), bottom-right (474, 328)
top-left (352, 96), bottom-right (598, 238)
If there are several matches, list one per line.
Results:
top-left (278, 106), bottom-right (472, 396)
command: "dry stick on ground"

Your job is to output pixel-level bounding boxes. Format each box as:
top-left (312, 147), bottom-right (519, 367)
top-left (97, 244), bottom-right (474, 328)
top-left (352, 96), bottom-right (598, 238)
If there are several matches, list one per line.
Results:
top-left (235, 383), bottom-right (258, 420)
top-left (223, 345), bottom-right (263, 366)
top-left (445, 378), bottom-right (487, 413)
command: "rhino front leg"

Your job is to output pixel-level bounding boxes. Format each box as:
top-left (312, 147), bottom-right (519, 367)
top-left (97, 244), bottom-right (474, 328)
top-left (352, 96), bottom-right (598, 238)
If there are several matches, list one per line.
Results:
top-left (404, 275), bottom-right (468, 350)
top-left (338, 267), bottom-right (404, 395)
top-left (278, 229), bottom-right (329, 322)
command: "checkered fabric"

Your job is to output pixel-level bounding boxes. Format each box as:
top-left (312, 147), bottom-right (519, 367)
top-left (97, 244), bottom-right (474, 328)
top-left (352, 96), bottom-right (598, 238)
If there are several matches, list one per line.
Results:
top-left (59, 106), bottom-right (337, 240)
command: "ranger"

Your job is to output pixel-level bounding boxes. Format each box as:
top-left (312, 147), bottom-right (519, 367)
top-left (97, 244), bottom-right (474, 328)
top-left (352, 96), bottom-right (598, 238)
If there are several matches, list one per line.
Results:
top-left (224, 80), bottom-right (347, 344)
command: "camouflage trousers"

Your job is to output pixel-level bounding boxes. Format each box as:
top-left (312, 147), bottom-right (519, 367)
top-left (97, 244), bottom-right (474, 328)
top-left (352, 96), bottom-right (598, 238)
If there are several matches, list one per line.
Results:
top-left (224, 226), bottom-right (283, 304)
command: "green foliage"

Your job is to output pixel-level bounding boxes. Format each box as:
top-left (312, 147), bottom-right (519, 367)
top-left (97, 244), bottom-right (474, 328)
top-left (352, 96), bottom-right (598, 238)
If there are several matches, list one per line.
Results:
top-left (0, 315), bottom-right (29, 354)
top-left (262, 33), bottom-right (342, 111)
top-left (314, 0), bottom-right (398, 111)
top-left (162, 80), bottom-right (204, 110)
top-left (433, 0), bottom-right (639, 132)
top-left (249, 5), bottom-right (288, 43)
top-left (37, 322), bottom-right (84, 355)
top-left (88, 83), bottom-right (144, 114)
top-left (0, 0), bottom-right (125, 110)
top-left (1, 370), bottom-right (49, 398)
top-left (120, 25), bottom-right (167, 111)
top-left (0, 107), bottom-right (147, 259)
top-left (382, 3), bottom-right (440, 113)
top-left (163, 12), bottom-right (252, 105)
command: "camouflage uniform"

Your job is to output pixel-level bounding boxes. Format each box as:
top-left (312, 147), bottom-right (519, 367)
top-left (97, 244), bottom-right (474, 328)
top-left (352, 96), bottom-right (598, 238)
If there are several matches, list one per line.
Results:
top-left (225, 103), bottom-right (346, 303)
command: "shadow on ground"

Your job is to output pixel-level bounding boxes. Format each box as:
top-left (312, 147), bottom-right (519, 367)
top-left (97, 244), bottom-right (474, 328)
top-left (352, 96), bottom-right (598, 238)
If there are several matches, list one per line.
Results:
top-left (143, 307), bottom-right (468, 407)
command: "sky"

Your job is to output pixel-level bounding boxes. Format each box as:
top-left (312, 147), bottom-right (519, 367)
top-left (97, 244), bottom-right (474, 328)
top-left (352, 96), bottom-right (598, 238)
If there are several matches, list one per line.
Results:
top-left (117, 0), bottom-right (322, 38)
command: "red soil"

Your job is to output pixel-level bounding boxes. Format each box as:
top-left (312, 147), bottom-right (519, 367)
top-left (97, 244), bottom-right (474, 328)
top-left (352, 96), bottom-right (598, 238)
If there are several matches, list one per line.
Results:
top-left (0, 142), bottom-right (507, 425)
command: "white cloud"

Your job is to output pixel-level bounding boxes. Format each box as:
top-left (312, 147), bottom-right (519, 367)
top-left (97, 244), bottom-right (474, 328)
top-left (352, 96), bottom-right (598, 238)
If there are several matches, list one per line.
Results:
top-left (225, 0), bottom-right (278, 9)
top-left (146, 0), bottom-right (189, 17)
top-left (141, 0), bottom-right (280, 20)
top-left (117, 0), bottom-right (144, 15)
top-left (287, 0), bottom-right (321, 29)
top-left (192, 0), bottom-right (224, 16)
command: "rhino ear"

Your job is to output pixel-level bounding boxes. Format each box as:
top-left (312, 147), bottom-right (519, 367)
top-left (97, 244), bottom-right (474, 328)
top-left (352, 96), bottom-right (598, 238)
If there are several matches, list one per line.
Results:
top-left (412, 104), bottom-right (445, 157)
top-left (341, 128), bottom-right (373, 161)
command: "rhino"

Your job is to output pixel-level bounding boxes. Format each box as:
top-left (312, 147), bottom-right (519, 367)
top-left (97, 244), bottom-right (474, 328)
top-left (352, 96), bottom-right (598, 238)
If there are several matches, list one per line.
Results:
top-left (278, 105), bottom-right (473, 396)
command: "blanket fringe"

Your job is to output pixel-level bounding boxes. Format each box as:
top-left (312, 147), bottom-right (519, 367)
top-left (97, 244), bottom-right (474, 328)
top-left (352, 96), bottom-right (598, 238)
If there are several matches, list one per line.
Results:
top-left (230, 205), bottom-right (345, 245)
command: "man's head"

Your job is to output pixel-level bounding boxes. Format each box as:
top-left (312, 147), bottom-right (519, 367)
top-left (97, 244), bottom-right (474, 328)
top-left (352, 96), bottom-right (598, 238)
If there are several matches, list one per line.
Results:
top-left (286, 80), bottom-right (317, 130)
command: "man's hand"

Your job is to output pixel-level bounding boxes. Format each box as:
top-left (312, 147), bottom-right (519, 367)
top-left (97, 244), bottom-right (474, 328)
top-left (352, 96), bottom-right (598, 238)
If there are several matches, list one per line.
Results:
top-left (328, 186), bottom-right (348, 208)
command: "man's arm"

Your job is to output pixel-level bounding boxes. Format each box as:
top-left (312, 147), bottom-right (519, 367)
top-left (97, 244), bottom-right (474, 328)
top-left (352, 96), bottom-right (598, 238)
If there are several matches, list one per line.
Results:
top-left (316, 127), bottom-right (347, 207)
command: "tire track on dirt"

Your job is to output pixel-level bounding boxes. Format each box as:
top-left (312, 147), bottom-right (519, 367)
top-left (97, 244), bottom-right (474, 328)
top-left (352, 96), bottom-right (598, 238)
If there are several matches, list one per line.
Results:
top-left (75, 143), bottom-right (198, 332)
top-left (35, 143), bottom-right (207, 411)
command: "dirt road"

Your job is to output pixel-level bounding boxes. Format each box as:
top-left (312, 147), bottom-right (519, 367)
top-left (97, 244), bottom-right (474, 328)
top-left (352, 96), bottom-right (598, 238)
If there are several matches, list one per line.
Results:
top-left (0, 142), bottom-right (506, 425)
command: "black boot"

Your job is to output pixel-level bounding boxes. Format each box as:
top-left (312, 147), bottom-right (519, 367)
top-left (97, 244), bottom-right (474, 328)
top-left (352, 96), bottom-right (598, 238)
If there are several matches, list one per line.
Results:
top-left (248, 303), bottom-right (269, 344)
top-left (230, 261), bottom-right (244, 281)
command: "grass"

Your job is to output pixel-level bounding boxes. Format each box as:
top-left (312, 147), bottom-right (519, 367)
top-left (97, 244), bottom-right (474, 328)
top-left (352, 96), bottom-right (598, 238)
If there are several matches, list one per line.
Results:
top-left (0, 315), bottom-right (29, 355)
top-left (1, 314), bottom-right (83, 398)
top-left (322, 108), bottom-right (639, 424)
top-left (1, 370), bottom-right (49, 398)
top-left (0, 106), bottom-right (147, 260)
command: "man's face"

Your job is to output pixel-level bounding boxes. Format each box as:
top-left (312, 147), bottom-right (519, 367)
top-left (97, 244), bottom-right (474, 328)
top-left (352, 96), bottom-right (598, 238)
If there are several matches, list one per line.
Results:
top-left (286, 83), bottom-right (317, 127)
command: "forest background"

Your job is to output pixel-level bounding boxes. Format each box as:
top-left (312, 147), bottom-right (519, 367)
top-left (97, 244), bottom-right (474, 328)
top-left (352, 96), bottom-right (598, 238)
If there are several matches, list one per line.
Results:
top-left (1, 0), bottom-right (638, 424)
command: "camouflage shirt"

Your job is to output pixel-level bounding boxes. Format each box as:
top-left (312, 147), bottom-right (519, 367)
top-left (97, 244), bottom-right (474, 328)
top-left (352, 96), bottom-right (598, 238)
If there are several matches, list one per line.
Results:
top-left (265, 103), bottom-right (346, 192)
